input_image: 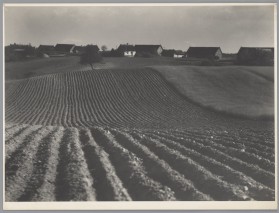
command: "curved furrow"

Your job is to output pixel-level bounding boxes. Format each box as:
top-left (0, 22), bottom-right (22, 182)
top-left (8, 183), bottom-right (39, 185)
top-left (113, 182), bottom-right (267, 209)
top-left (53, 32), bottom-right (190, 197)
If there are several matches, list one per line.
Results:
top-left (91, 127), bottom-right (178, 201)
top-left (94, 72), bottom-right (126, 127)
top-left (55, 127), bottom-right (96, 201)
top-left (71, 72), bottom-right (88, 127)
top-left (155, 130), bottom-right (274, 167)
top-left (76, 71), bottom-right (100, 127)
top-left (141, 131), bottom-right (274, 200)
top-left (28, 126), bottom-right (65, 201)
top-left (86, 72), bottom-right (111, 126)
top-left (100, 71), bottom-right (138, 128)
top-left (5, 124), bottom-right (29, 142)
top-left (108, 128), bottom-right (213, 201)
top-left (17, 127), bottom-right (64, 201)
top-left (52, 74), bottom-right (66, 126)
top-left (26, 77), bottom-right (51, 125)
top-left (118, 72), bottom-right (168, 125)
top-left (73, 72), bottom-right (91, 127)
top-left (5, 79), bottom-right (35, 123)
top-left (31, 75), bottom-right (58, 126)
top-left (130, 132), bottom-right (251, 201)
top-left (12, 78), bottom-right (46, 124)
top-left (174, 130), bottom-right (274, 160)
top-left (79, 128), bottom-right (132, 201)
top-left (103, 71), bottom-right (140, 126)
top-left (239, 130), bottom-right (274, 146)
top-left (5, 79), bottom-right (30, 106)
top-left (5, 125), bottom-right (42, 161)
top-left (170, 131), bottom-right (274, 173)
top-left (5, 126), bottom-right (55, 201)
top-left (4, 123), bottom-right (20, 130)
top-left (61, 74), bottom-right (70, 127)
top-left (93, 72), bottom-right (120, 126)
top-left (5, 81), bottom-right (23, 103)
top-left (108, 72), bottom-right (152, 125)
top-left (213, 132), bottom-right (274, 151)
top-left (212, 136), bottom-right (274, 162)
top-left (174, 129), bottom-right (274, 150)
top-left (43, 75), bottom-right (63, 126)
top-left (149, 131), bottom-right (275, 189)
top-left (123, 71), bottom-right (182, 124)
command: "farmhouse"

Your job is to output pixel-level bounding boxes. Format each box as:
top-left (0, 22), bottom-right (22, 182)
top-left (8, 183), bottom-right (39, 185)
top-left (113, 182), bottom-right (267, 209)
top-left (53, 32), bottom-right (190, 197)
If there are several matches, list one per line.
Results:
top-left (135, 45), bottom-right (163, 57)
top-left (117, 44), bottom-right (136, 57)
top-left (55, 44), bottom-right (75, 54)
top-left (162, 49), bottom-right (185, 58)
top-left (174, 50), bottom-right (185, 58)
top-left (162, 49), bottom-right (175, 57)
top-left (73, 46), bottom-right (85, 55)
top-left (37, 45), bottom-right (55, 54)
top-left (5, 44), bottom-right (36, 61)
top-left (237, 47), bottom-right (274, 65)
top-left (186, 47), bottom-right (222, 60)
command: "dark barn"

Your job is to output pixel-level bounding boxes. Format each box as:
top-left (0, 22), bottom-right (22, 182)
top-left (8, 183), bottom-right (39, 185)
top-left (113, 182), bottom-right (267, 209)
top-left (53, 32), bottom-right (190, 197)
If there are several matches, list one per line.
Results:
top-left (237, 47), bottom-right (274, 65)
top-left (37, 45), bottom-right (55, 55)
top-left (55, 44), bottom-right (76, 54)
top-left (135, 45), bottom-right (163, 57)
top-left (186, 47), bottom-right (222, 60)
top-left (117, 44), bottom-right (136, 57)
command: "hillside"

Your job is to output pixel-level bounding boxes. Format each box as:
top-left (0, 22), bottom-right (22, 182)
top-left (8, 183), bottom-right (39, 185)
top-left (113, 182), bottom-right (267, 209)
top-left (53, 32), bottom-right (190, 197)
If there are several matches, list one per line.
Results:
top-left (5, 61), bottom-right (275, 201)
top-left (5, 68), bottom-right (271, 130)
top-left (153, 66), bottom-right (274, 119)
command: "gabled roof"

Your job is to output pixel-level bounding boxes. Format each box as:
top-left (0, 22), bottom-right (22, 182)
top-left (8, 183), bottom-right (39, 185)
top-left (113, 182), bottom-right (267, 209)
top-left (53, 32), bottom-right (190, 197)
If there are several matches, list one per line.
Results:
top-left (186, 47), bottom-right (221, 57)
top-left (85, 45), bottom-right (100, 52)
top-left (38, 45), bottom-right (55, 52)
top-left (117, 44), bottom-right (135, 52)
top-left (55, 44), bottom-right (75, 52)
top-left (135, 45), bottom-right (163, 52)
top-left (73, 46), bottom-right (85, 52)
top-left (162, 49), bottom-right (175, 56)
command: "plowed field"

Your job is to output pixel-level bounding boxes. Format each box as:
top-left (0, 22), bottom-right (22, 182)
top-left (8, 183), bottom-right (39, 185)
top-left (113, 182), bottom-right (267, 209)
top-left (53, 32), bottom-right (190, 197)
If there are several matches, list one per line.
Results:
top-left (5, 68), bottom-right (275, 201)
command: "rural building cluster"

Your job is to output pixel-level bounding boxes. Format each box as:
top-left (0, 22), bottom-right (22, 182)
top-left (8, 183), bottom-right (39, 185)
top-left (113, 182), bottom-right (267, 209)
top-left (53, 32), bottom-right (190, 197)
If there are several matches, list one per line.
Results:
top-left (5, 43), bottom-right (274, 65)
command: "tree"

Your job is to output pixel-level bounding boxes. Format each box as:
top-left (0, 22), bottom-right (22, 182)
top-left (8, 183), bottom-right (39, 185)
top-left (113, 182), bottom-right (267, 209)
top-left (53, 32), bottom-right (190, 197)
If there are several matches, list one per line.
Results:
top-left (80, 45), bottom-right (102, 70)
top-left (101, 45), bottom-right (108, 51)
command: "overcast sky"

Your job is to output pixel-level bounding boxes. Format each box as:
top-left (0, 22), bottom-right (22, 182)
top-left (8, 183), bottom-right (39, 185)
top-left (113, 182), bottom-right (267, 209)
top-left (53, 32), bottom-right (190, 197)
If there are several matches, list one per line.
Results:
top-left (4, 5), bottom-right (275, 53)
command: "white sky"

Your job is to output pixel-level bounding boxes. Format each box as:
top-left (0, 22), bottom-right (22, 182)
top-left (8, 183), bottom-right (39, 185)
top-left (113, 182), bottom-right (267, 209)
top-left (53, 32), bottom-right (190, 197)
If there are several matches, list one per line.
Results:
top-left (4, 5), bottom-right (275, 53)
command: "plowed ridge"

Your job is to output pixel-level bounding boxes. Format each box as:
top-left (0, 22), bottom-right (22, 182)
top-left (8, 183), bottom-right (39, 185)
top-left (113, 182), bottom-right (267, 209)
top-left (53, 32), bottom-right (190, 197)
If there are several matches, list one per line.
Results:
top-left (5, 125), bottom-right (274, 201)
top-left (5, 69), bottom-right (272, 130)
top-left (5, 68), bottom-right (274, 201)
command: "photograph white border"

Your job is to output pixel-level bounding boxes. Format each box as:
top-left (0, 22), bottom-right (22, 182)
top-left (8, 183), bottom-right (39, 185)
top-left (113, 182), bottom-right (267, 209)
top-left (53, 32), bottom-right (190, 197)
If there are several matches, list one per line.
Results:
top-left (2, 2), bottom-right (277, 210)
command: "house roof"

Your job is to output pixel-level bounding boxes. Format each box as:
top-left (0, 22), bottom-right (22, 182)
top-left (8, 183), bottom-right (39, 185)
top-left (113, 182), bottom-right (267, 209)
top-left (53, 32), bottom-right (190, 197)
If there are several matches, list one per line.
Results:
top-left (135, 45), bottom-right (163, 52)
top-left (38, 45), bottom-right (55, 52)
top-left (73, 46), bottom-right (86, 52)
top-left (117, 44), bottom-right (135, 52)
top-left (55, 44), bottom-right (75, 52)
top-left (186, 47), bottom-right (221, 57)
